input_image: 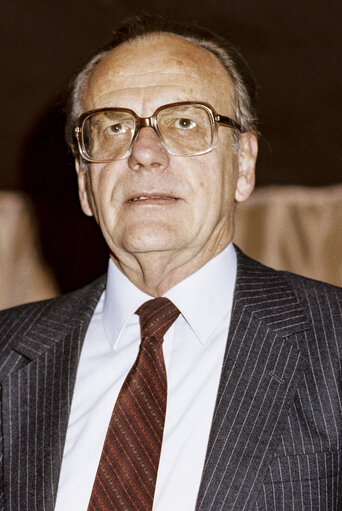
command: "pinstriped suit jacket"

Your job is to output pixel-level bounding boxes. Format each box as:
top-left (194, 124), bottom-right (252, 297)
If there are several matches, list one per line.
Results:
top-left (0, 248), bottom-right (341, 510)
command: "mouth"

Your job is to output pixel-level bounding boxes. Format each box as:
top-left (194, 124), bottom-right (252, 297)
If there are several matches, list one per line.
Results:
top-left (128, 194), bottom-right (178, 203)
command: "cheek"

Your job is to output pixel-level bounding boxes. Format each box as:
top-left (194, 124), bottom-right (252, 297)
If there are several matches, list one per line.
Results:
top-left (187, 173), bottom-right (223, 228)
top-left (86, 167), bottom-right (120, 226)
top-left (199, 152), bottom-right (234, 197)
top-left (199, 156), bottom-right (237, 217)
top-left (91, 166), bottom-right (119, 205)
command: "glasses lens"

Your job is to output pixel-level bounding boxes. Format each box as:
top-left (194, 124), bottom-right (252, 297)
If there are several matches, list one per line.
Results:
top-left (156, 104), bottom-right (213, 155)
top-left (82, 110), bottom-right (136, 161)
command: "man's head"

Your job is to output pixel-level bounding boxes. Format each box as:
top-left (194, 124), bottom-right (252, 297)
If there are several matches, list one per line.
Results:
top-left (66, 17), bottom-right (258, 295)
top-left (66, 17), bottom-right (258, 154)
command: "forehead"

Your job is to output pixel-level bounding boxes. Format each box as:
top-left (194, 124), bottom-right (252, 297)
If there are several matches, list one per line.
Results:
top-left (82, 33), bottom-right (235, 115)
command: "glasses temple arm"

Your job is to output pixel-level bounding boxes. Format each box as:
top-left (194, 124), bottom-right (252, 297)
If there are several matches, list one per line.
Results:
top-left (216, 115), bottom-right (243, 132)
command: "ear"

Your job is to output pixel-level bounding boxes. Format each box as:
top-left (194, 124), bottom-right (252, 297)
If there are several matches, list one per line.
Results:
top-left (75, 157), bottom-right (93, 217)
top-left (235, 132), bottom-right (258, 203)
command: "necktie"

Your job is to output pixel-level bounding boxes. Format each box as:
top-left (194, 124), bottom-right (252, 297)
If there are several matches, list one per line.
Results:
top-left (88, 297), bottom-right (180, 511)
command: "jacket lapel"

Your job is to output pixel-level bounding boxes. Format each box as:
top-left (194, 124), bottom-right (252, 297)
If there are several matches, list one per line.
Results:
top-left (196, 249), bottom-right (311, 511)
top-left (0, 276), bottom-right (106, 511)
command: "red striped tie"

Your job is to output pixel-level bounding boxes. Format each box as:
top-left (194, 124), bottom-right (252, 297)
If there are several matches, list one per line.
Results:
top-left (88, 297), bottom-right (180, 511)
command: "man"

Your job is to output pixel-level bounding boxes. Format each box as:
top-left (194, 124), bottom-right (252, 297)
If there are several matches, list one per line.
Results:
top-left (0, 16), bottom-right (341, 511)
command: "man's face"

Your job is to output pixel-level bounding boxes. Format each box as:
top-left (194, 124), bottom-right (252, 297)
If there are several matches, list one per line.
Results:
top-left (77, 33), bottom-right (257, 274)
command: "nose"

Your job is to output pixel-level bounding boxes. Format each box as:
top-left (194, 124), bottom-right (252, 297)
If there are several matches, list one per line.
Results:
top-left (128, 127), bottom-right (170, 172)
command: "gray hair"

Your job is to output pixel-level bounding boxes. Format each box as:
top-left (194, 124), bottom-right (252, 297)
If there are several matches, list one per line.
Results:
top-left (65, 16), bottom-right (258, 158)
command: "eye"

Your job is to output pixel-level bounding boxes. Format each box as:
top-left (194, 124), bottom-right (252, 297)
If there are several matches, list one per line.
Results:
top-left (174, 118), bottom-right (197, 129)
top-left (106, 122), bottom-right (127, 135)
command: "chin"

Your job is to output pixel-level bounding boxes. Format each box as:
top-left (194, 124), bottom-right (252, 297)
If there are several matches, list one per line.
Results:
top-left (120, 224), bottom-right (181, 253)
top-left (123, 234), bottom-right (181, 255)
top-left (126, 240), bottom-right (176, 254)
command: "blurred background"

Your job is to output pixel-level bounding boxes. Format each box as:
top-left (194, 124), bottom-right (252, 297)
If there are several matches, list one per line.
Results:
top-left (1, 0), bottom-right (341, 308)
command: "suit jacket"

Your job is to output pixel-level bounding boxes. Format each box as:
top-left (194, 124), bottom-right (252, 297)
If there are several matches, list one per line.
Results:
top-left (0, 248), bottom-right (341, 511)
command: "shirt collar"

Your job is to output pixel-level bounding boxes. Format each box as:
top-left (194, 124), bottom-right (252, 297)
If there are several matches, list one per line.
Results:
top-left (103, 243), bottom-right (237, 348)
top-left (164, 243), bottom-right (236, 344)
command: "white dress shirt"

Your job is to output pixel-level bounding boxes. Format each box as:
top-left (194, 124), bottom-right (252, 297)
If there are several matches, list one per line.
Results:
top-left (55, 243), bottom-right (237, 511)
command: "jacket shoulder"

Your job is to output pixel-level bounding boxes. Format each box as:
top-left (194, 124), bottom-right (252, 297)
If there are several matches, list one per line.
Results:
top-left (235, 247), bottom-right (342, 326)
top-left (282, 270), bottom-right (342, 329)
top-left (236, 245), bottom-right (342, 297)
top-left (0, 274), bottom-right (106, 352)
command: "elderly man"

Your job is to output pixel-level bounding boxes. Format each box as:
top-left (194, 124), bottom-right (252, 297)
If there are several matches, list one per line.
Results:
top-left (0, 17), bottom-right (341, 511)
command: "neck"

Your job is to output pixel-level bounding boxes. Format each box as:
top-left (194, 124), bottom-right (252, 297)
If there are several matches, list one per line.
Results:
top-left (111, 236), bottom-right (231, 297)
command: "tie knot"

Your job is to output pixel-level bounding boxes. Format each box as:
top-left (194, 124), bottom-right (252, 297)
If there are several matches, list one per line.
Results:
top-left (136, 297), bottom-right (180, 343)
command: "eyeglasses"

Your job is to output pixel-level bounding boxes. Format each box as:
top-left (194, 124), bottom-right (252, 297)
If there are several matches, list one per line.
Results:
top-left (75, 101), bottom-right (243, 163)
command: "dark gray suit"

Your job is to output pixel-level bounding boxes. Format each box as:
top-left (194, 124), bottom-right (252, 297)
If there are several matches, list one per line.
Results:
top-left (0, 249), bottom-right (341, 510)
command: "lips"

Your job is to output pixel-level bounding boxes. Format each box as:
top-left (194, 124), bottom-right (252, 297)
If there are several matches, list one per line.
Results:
top-left (128, 194), bottom-right (178, 202)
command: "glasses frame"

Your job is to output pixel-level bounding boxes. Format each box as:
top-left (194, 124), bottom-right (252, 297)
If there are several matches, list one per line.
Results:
top-left (74, 101), bottom-right (243, 163)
